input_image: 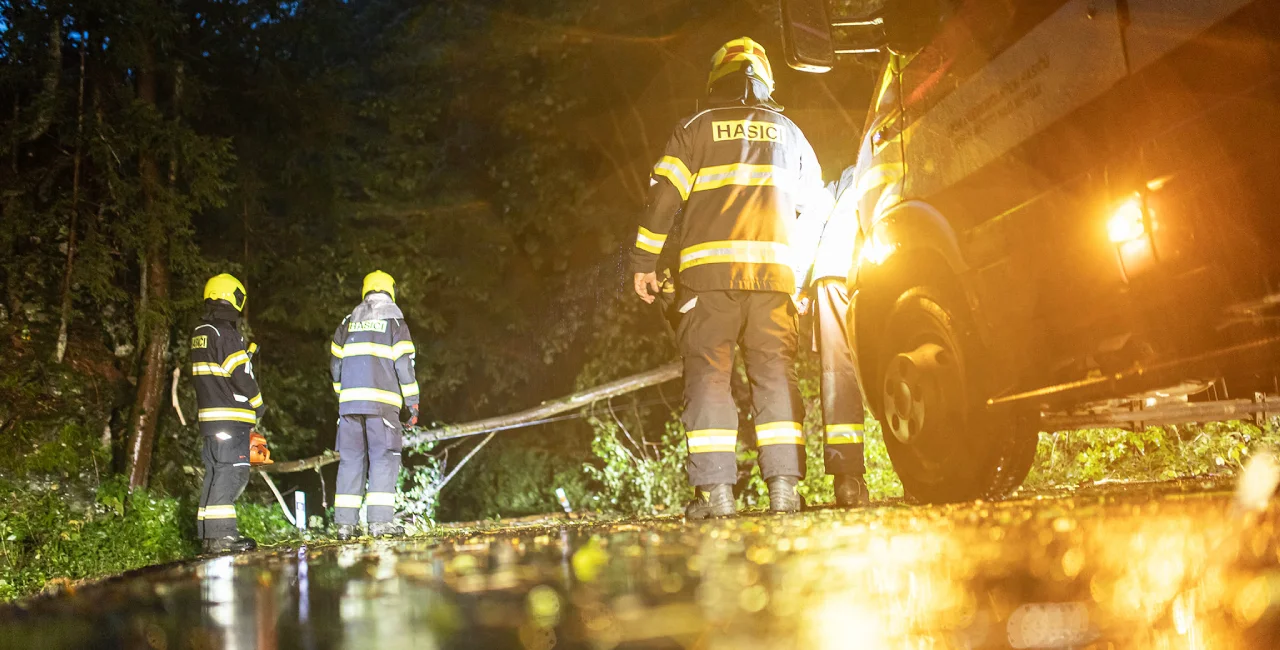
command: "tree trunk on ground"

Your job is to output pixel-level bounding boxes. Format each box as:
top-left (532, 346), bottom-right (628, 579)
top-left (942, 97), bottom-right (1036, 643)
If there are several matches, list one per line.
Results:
top-left (264, 361), bottom-right (684, 473)
top-left (404, 361), bottom-right (683, 446)
top-left (125, 46), bottom-right (170, 491)
top-left (54, 44), bottom-right (87, 364)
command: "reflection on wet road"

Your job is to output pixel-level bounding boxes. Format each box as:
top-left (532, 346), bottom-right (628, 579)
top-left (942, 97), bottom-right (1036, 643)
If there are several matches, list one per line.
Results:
top-left (5, 480), bottom-right (1280, 649)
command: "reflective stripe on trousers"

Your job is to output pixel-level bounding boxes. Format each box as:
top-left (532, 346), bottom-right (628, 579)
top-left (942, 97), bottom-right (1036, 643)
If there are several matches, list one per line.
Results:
top-left (334, 415), bottom-right (403, 525)
top-left (815, 279), bottom-right (866, 476)
top-left (198, 427), bottom-right (251, 539)
top-left (678, 290), bottom-right (805, 486)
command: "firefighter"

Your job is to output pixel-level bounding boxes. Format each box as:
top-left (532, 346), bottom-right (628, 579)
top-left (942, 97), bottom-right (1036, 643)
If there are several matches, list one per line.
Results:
top-left (632, 38), bottom-right (832, 518)
top-left (806, 166), bottom-right (870, 507)
top-left (330, 270), bottom-right (420, 540)
top-left (190, 273), bottom-right (265, 554)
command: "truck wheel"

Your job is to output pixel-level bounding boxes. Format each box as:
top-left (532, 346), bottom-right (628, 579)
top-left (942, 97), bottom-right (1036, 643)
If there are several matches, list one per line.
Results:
top-left (878, 287), bottom-right (1033, 503)
top-left (983, 417), bottom-right (1039, 499)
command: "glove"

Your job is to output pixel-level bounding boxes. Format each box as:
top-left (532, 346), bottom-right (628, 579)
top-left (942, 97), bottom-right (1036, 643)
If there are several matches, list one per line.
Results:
top-left (249, 430), bottom-right (273, 466)
top-left (403, 403), bottom-right (420, 428)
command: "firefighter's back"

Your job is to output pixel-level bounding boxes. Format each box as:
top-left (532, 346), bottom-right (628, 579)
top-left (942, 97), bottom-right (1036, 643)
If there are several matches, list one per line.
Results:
top-left (334, 315), bottom-right (410, 417)
top-left (190, 320), bottom-right (256, 427)
top-left (671, 105), bottom-right (825, 295)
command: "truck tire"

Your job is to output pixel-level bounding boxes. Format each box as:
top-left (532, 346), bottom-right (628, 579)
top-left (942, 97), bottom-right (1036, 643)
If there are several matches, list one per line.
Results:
top-left (983, 420), bottom-right (1039, 500)
top-left (877, 286), bottom-right (1035, 503)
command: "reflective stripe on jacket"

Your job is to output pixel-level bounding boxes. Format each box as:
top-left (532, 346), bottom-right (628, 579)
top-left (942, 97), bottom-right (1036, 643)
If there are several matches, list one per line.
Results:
top-left (190, 313), bottom-right (265, 428)
top-left (631, 104), bottom-right (832, 293)
top-left (330, 306), bottom-right (420, 418)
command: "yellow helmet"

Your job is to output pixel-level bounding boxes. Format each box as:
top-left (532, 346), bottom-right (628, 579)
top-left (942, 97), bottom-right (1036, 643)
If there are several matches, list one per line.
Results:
top-left (362, 270), bottom-right (396, 301)
top-left (708, 37), bottom-right (775, 95)
top-left (204, 273), bottom-right (247, 312)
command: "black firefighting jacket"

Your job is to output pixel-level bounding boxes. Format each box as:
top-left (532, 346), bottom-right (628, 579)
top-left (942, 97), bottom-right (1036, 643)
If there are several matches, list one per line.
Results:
top-left (190, 301), bottom-right (265, 429)
top-left (631, 102), bottom-right (832, 294)
top-left (329, 293), bottom-right (420, 419)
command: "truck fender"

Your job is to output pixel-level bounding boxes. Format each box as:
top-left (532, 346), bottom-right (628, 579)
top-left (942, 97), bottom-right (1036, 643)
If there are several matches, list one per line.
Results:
top-left (849, 200), bottom-right (980, 416)
top-left (854, 200), bottom-right (967, 286)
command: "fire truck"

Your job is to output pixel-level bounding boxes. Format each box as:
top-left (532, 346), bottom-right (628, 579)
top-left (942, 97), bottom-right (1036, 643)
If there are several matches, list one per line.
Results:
top-left (782, 0), bottom-right (1280, 501)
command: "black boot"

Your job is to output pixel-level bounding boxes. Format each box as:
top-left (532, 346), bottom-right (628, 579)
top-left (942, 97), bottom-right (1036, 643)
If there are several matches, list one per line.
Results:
top-left (336, 524), bottom-right (359, 541)
top-left (369, 522), bottom-right (406, 538)
top-left (203, 536), bottom-right (258, 554)
top-left (767, 476), bottom-right (803, 513)
top-left (685, 484), bottom-right (736, 520)
top-left (834, 474), bottom-right (871, 508)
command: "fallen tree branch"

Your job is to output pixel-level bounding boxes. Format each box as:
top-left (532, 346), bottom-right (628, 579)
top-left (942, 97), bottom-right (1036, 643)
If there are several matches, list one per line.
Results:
top-left (433, 432), bottom-right (497, 494)
top-left (255, 449), bottom-right (340, 474)
top-left (405, 360), bottom-right (681, 446)
top-left (259, 471), bottom-right (296, 527)
top-left (255, 361), bottom-right (682, 475)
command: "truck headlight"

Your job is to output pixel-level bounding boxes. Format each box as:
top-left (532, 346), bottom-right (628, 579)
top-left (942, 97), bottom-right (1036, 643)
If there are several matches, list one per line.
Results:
top-left (858, 232), bottom-right (893, 267)
top-left (1107, 195), bottom-right (1147, 243)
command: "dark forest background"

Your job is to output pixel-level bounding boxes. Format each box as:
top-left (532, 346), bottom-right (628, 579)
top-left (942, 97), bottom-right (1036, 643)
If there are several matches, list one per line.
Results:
top-left (0, 0), bottom-right (877, 532)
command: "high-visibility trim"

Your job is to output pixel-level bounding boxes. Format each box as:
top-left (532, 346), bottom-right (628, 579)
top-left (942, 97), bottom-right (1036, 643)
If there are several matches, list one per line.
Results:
top-left (197, 507), bottom-right (206, 521)
top-left (339, 342), bottom-right (400, 360)
top-left (335, 494), bottom-right (363, 509)
top-left (203, 504), bottom-right (237, 520)
top-left (332, 382), bottom-right (342, 394)
top-left (393, 340), bottom-right (416, 358)
top-left (198, 408), bottom-right (257, 424)
top-left (248, 393), bottom-right (264, 408)
top-left (679, 240), bottom-right (791, 272)
top-left (191, 362), bottom-right (231, 377)
top-left (635, 227), bottom-right (668, 255)
top-left (339, 387), bottom-right (403, 407)
top-left (365, 492), bottom-right (396, 507)
top-left (653, 156), bottom-right (693, 200)
top-left (825, 423), bottom-right (865, 445)
top-left (687, 429), bottom-right (738, 454)
top-left (331, 341), bottom-right (344, 358)
top-left (401, 382), bottom-right (420, 398)
top-left (756, 421), bottom-right (804, 446)
top-left (222, 350), bottom-right (250, 374)
top-left (691, 163), bottom-right (783, 194)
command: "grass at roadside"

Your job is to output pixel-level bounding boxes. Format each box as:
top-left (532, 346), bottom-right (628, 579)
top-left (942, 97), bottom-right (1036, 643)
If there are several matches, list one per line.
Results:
top-left (0, 477), bottom-right (299, 602)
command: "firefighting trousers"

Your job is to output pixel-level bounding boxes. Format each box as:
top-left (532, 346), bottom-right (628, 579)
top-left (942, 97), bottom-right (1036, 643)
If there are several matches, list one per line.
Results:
top-left (197, 425), bottom-right (252, 539)
top-left (814, 279), bottom-right (866, 476)
top-left (678, 290), bottom-right (805, 486)
top-left (334, 414), bottom-right (402, 525)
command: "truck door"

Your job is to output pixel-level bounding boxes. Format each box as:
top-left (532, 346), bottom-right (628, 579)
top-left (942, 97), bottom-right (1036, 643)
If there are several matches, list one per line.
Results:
top-left (852, 57), bottom-right (907, 244)
top-left (896, 0), bottom-right (1135, 384)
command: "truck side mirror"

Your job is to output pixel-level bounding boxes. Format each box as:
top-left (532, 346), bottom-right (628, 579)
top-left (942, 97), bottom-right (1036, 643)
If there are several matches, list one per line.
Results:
top-left (781, 0), bottom-right (836, 72)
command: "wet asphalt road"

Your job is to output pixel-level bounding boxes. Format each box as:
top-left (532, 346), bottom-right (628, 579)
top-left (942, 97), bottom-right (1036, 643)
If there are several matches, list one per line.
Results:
top-left (5, 479), bottom-right (1280, 650)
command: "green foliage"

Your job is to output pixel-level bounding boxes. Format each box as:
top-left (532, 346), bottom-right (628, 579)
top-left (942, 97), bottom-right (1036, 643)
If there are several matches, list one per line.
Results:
top-left (584, 415), bottom-right (692, 515)
top-left (1025, 420), bottom-right (1280, 489)
top-left (234, 501), bottom-right (304, 547)
top-left (439, 441), bottom-right (593, 521)
top-left (582, 347), bottom-right (903, 516)
top-left (0, 472), bottom-right (303, 602)
top-left (397, 451), bottom-right (446, 528)
top-left (0, 477), bottom-right (196, 601)
top-left (0, 329), bottom-right (114, 479)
